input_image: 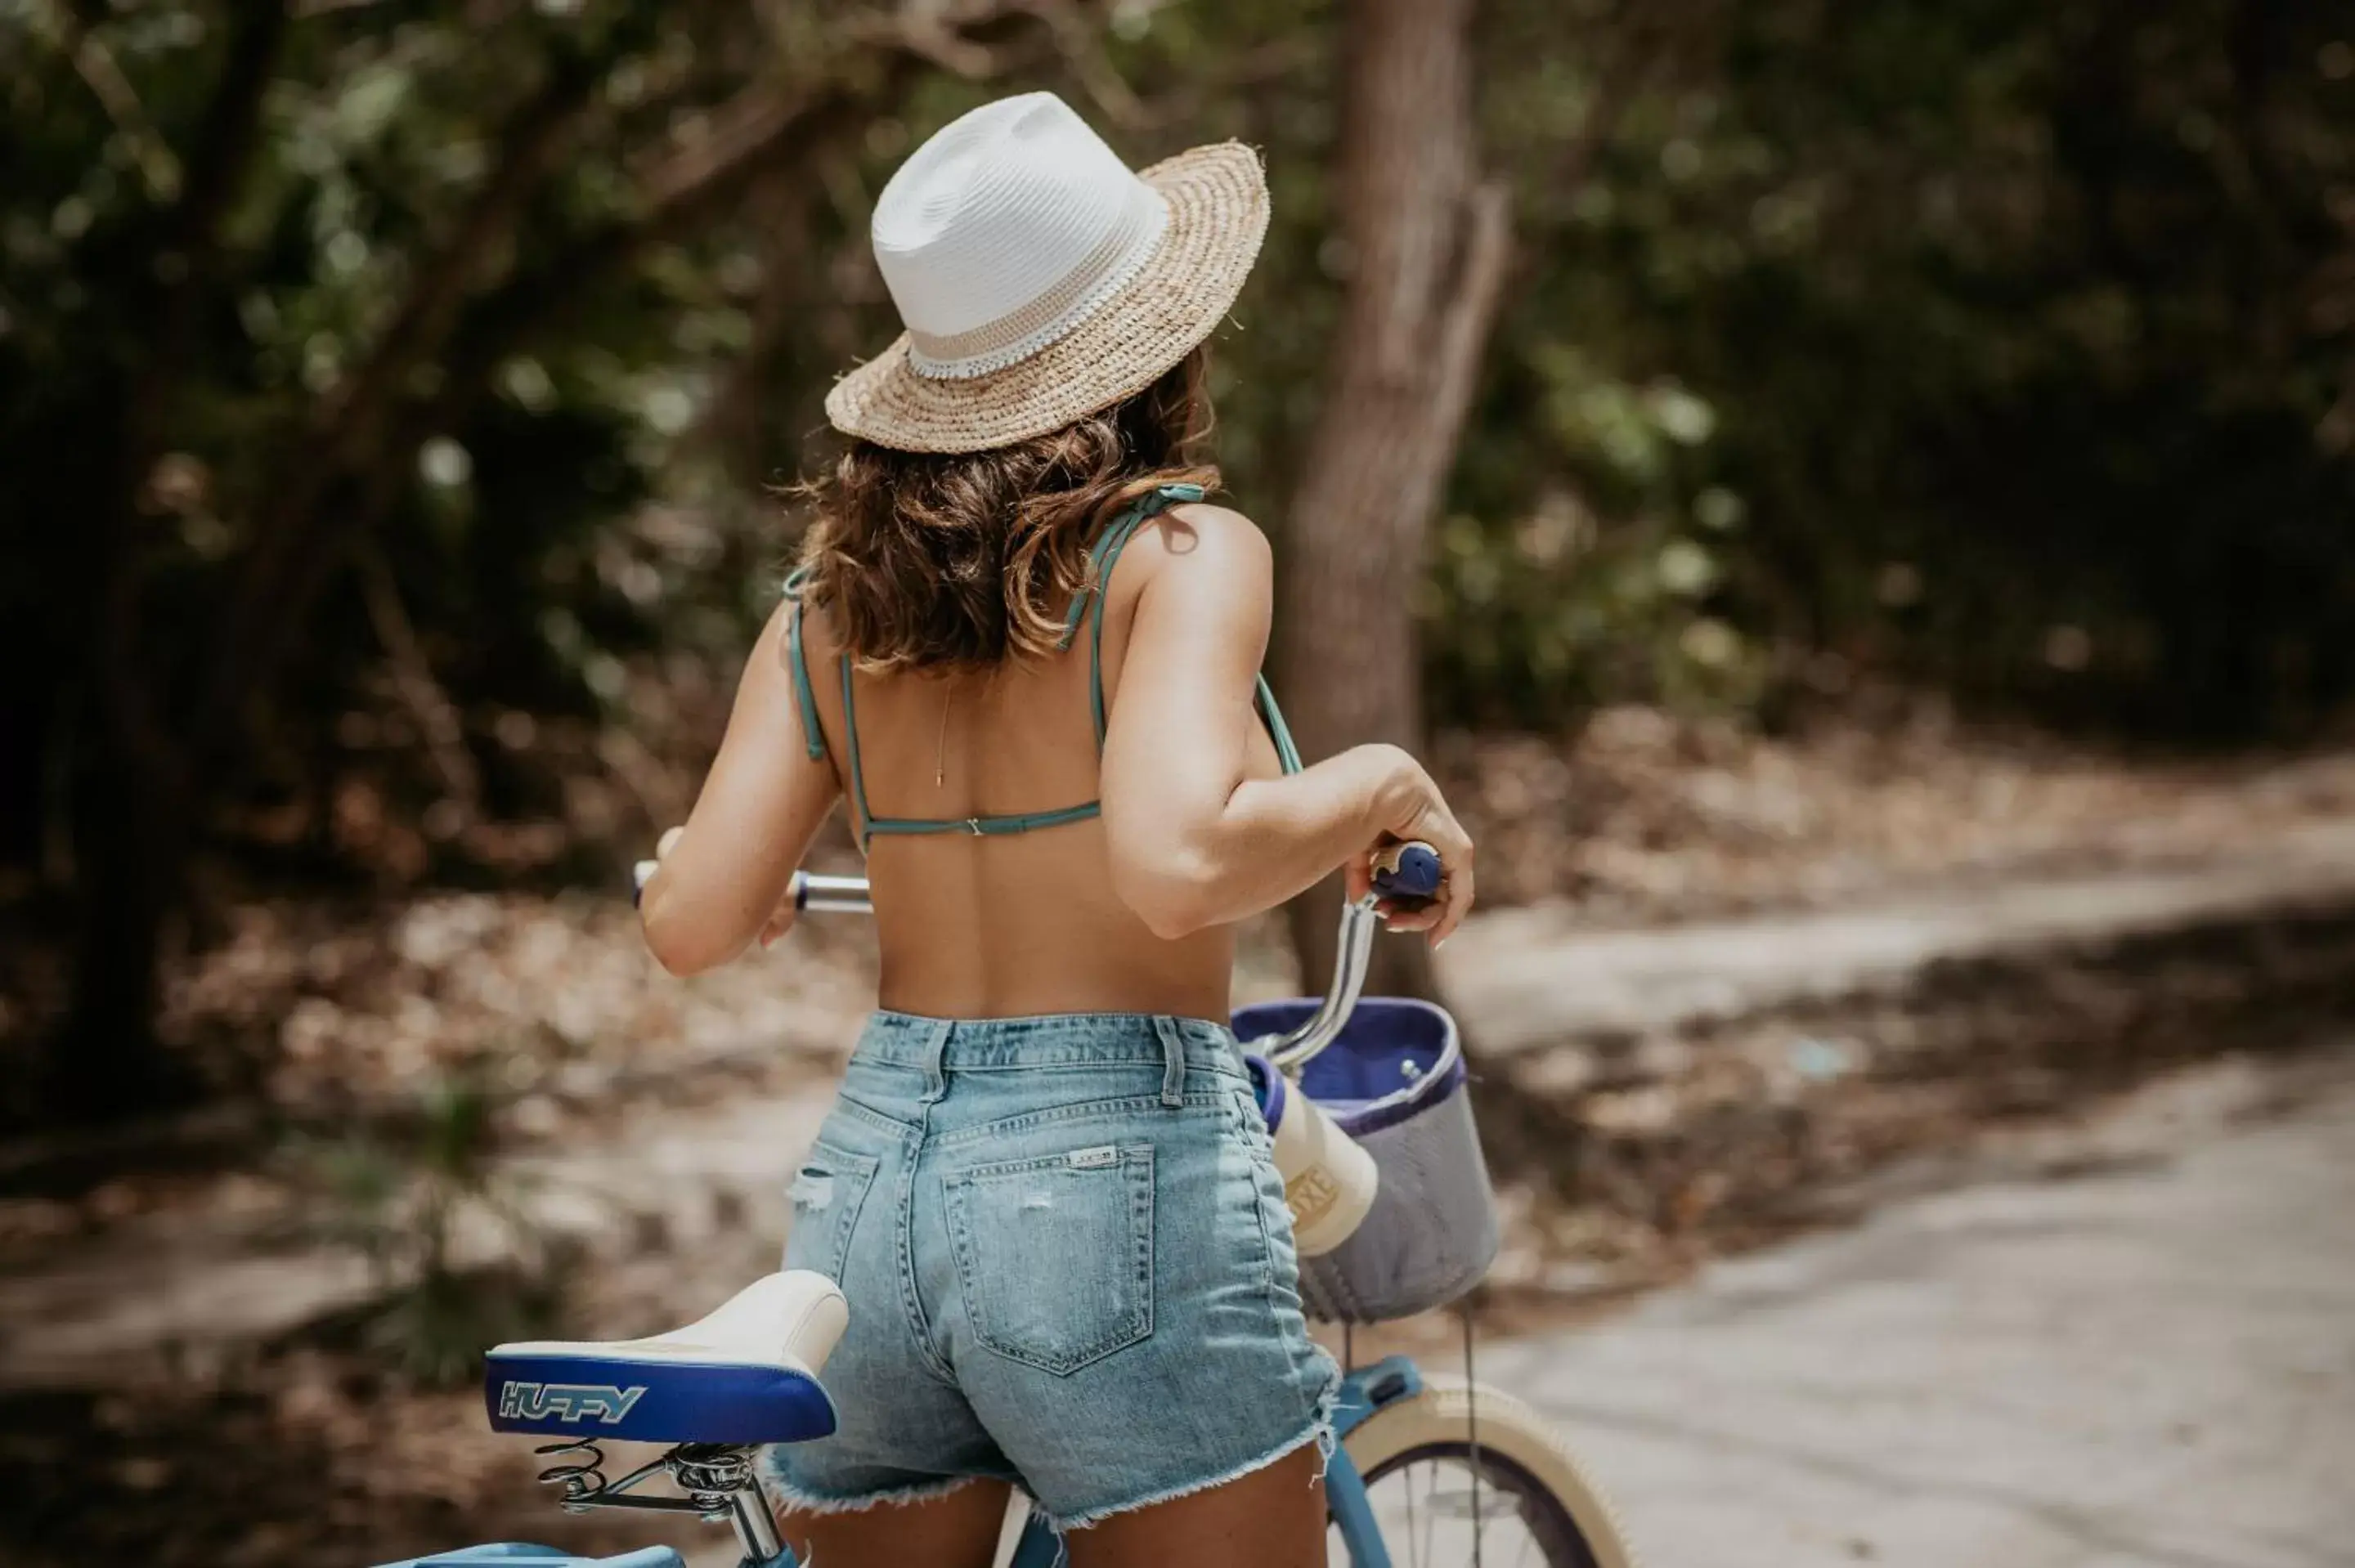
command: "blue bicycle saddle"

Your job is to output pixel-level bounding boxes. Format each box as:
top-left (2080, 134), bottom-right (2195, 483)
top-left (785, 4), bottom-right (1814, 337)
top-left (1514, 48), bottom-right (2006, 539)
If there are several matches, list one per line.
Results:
top-left (484, 1270), bottom-right (845, 1447)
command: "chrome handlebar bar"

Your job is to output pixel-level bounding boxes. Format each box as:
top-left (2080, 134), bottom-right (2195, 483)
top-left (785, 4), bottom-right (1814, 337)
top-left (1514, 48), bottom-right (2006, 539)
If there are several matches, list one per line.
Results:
top-left (1263, 894), bottom-right (1382, 1072)
top-left (788, 871), bottom-right (876, 916)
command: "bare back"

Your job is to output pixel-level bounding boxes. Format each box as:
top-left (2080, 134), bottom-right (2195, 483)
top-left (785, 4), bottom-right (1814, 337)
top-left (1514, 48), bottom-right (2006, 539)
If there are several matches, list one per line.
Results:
top-left (799, 501), bottom-right (1286, 1020)
top-left (637, 491), bottom-right (1463, 1002)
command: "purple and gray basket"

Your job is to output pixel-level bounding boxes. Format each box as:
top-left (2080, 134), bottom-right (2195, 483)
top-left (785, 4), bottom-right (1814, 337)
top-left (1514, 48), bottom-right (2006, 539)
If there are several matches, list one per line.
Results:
top-left (1235, 997), bottom-right (1500, 1324)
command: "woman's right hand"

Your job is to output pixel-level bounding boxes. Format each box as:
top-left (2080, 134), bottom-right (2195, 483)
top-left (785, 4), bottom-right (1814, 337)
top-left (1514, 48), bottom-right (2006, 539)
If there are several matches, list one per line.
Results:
top-left (1344, 745), bottom-right (1475, 948)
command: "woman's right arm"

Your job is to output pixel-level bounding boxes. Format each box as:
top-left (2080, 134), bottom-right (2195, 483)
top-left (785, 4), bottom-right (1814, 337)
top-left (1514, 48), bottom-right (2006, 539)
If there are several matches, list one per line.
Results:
top-left (1097, 504), bottom-right (1474, 946)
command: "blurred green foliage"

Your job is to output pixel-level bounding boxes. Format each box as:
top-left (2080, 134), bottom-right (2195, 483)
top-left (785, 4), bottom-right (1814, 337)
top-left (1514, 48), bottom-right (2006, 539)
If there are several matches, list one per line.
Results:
top-left (1451, 0), bottom-right (2355, 732)
top-left (304, 1072), bottom-right (574, 1387)
top-left (1, 0), bottom-right (2351, 1103)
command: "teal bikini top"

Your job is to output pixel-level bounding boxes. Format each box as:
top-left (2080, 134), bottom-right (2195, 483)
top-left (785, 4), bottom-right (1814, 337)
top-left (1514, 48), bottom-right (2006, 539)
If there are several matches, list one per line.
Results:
top-left (786, 483), bottom-right (1304, 852)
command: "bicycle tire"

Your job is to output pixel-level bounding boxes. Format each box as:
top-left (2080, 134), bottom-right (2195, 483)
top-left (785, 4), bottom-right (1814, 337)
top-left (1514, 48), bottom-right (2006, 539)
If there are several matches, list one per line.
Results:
top-left (1339, 1376), bottom-right (1638, 1568)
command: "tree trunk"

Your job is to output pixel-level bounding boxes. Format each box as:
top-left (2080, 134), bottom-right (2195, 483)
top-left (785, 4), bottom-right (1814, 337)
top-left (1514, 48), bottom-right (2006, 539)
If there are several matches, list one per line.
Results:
top-left (44, 6), bottom-right (289, 1120)
top-left (54, 715), bottom-right (193, 1118)
top-left (1275, 0), bottom-right (1512, 997)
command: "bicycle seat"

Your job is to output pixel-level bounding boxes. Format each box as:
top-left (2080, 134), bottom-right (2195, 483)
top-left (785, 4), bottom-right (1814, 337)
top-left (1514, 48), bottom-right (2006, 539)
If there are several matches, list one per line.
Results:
top-left (484, 1270), bottom-right (846, 1446)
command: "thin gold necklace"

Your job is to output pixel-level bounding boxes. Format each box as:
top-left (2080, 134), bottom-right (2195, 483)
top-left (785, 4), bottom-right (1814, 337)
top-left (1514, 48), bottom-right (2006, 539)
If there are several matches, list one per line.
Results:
top-left (934, 683), bottom-right (953, 789)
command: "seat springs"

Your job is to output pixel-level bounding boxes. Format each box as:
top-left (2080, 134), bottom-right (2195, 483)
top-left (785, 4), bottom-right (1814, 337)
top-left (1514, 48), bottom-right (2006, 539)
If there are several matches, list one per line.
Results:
top-left (533, 1437), bottom-right (610, 1503)
top-left (669, 1444), bottom-right (756, 1507)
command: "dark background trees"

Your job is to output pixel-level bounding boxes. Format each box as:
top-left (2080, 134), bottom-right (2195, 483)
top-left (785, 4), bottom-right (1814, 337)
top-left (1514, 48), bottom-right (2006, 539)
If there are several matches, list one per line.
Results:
top-left (3, 0), bottom-right (2351, 1126)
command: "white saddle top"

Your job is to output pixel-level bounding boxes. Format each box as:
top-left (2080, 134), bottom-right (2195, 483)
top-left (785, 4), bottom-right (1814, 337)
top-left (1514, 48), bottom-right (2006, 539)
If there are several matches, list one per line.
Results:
top-left (491, 1269), bottom-right (849, 1375)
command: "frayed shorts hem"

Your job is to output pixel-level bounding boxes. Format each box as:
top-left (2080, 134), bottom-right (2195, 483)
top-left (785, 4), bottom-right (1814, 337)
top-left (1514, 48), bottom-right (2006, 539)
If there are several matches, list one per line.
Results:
top-left (1043, 1404), bottom-right (1338, 1534)
top-left (762, 1467), bottom-right (989, 1517)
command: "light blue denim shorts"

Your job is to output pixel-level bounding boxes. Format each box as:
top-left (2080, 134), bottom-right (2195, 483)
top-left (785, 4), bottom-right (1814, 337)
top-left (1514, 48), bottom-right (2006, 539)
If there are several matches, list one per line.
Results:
top-left (765, 1010), bottom-right (1339, 1530)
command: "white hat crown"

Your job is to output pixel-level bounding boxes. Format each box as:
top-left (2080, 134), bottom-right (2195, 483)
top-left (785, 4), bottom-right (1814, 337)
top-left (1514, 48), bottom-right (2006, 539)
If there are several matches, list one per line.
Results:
top-left (871, 93), bottom-right (1171, 380)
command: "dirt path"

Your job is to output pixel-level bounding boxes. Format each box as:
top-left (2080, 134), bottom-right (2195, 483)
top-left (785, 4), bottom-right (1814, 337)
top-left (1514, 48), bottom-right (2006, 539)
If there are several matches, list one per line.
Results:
top-left (1490, 1046), bottom-right (2355, 1568)
top-left (1441, 818), bottom-right (2355, 1051)
top-left (10, 832), bottom-right (2355, 1387)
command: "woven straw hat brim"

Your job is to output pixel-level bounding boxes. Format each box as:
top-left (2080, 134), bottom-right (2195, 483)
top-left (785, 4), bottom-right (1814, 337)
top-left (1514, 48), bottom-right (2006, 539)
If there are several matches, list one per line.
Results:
top-left (825, 141), bottom-right (1269, 455)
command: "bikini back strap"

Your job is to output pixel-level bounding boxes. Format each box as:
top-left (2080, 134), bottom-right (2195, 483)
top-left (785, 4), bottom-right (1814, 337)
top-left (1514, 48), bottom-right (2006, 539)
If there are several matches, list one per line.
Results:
top-left (836, 646), bottom-right (1107, 849)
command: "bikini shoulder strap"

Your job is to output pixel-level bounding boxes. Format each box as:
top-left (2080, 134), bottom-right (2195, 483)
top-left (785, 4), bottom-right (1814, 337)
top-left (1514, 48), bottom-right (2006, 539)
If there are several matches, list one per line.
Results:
top-left (1056, 483), bottom-right (1203, 656)
top-left (782, 566), bottom-right (827, 763)
top-left (1062, 483), bottom-right (1304, 777)
top-left (1073, 484), bottom-right (1203, 744)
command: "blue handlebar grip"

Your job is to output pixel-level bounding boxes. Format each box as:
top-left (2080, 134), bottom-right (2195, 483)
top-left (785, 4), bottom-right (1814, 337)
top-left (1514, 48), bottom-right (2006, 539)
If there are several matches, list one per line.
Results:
top-left (1370, 840), bottom-right (1443, 904)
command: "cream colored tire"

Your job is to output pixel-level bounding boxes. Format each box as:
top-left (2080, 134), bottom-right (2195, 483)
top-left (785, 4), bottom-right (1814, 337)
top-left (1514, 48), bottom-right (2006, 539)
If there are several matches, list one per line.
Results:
top-left (1339, 1375), bottom-right (1639, 1568)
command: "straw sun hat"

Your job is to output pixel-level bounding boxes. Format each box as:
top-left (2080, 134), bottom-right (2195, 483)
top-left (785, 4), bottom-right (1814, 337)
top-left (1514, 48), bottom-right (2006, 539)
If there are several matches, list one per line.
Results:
top-left (824, 92), bottom-right (1270, 455)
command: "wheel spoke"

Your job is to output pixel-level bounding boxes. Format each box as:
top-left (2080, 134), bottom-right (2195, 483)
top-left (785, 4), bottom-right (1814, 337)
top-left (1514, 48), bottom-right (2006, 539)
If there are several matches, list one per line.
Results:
top-left (1418, 1460), bottom-right (1436, 1566)
top-left (1352, 1445), bottom-right (1595, 1568)
top-left (1403, 1457), bottom-right (1422, 1568)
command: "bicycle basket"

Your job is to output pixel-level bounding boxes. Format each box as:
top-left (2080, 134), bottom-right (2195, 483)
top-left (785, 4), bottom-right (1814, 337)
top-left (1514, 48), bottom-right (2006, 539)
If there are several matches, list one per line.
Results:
top-left (1233, 997), bottom-right (1499, 1323)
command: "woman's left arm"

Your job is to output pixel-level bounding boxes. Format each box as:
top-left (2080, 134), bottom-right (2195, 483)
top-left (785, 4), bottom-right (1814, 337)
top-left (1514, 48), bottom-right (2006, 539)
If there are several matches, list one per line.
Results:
top-left (638, 601), bottom-right (841, 975)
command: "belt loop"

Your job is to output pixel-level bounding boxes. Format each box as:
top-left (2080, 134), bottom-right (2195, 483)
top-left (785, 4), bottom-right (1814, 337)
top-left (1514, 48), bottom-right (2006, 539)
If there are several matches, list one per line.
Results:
top-left (921, 1018), bottom-right (954, 1104)
top-left (1153, 1016), bottom-right (1186, 1108)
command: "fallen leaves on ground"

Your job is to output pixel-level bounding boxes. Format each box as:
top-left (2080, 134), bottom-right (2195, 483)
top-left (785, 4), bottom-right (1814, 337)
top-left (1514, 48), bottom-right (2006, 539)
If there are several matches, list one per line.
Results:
top-left (1440, 701), bottom-right (2355, 921)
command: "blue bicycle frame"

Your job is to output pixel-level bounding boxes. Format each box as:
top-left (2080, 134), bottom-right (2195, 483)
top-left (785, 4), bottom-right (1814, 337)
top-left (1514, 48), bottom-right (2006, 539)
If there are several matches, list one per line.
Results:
top-left (378, 1357), bottom-right (1424, 1568)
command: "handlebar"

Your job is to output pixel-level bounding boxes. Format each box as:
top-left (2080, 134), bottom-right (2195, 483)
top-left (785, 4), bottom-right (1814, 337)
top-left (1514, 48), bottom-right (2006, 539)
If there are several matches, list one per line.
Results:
top-left (789, 871), bottom-right (874, 915)
top-left (649, 844), bottom-right (1442, 1074)
top-left (1261, 839), bottom-right (1440, 1071)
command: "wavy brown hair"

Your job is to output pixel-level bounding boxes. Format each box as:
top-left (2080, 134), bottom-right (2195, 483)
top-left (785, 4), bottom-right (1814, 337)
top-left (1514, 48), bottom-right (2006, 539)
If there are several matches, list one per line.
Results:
top-left (794, 347), bottom-right (1217, 672)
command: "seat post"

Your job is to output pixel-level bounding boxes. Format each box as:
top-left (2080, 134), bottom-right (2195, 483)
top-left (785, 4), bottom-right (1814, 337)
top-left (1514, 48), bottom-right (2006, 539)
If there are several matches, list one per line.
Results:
top-left (667, 1444), bottom-right (785, 1564)
top-left (723, 1479), bottom-right (784, 1565)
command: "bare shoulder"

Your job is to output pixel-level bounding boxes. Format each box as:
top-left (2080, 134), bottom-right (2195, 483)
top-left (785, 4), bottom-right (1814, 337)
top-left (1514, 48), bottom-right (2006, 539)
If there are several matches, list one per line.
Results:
top-left (1132, 500), bottom-right (1273, 593)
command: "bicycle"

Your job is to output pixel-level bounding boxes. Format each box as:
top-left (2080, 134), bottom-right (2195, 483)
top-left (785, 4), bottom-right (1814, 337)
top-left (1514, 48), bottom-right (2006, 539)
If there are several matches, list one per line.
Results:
top-left (379, 862), bottom-right (1636, 1568)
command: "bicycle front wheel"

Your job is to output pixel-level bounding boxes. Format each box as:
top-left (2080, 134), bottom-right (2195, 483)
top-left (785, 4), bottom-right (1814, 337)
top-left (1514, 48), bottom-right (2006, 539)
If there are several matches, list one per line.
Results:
top-left (1335, 1376), bottom-right (1637, 1568)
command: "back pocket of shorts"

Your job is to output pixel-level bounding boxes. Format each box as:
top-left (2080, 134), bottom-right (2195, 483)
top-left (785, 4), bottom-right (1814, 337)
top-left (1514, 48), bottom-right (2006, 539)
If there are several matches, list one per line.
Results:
top-left (944, 1143), bottom-right (1154, 1375)
top-left (784, 1142), bottom-right (879, 1284)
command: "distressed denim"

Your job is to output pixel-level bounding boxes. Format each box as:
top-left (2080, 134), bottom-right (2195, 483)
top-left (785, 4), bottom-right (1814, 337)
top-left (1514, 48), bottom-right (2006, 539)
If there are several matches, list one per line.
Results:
top-left (765, 1010), bottom-right (1339, 1530)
